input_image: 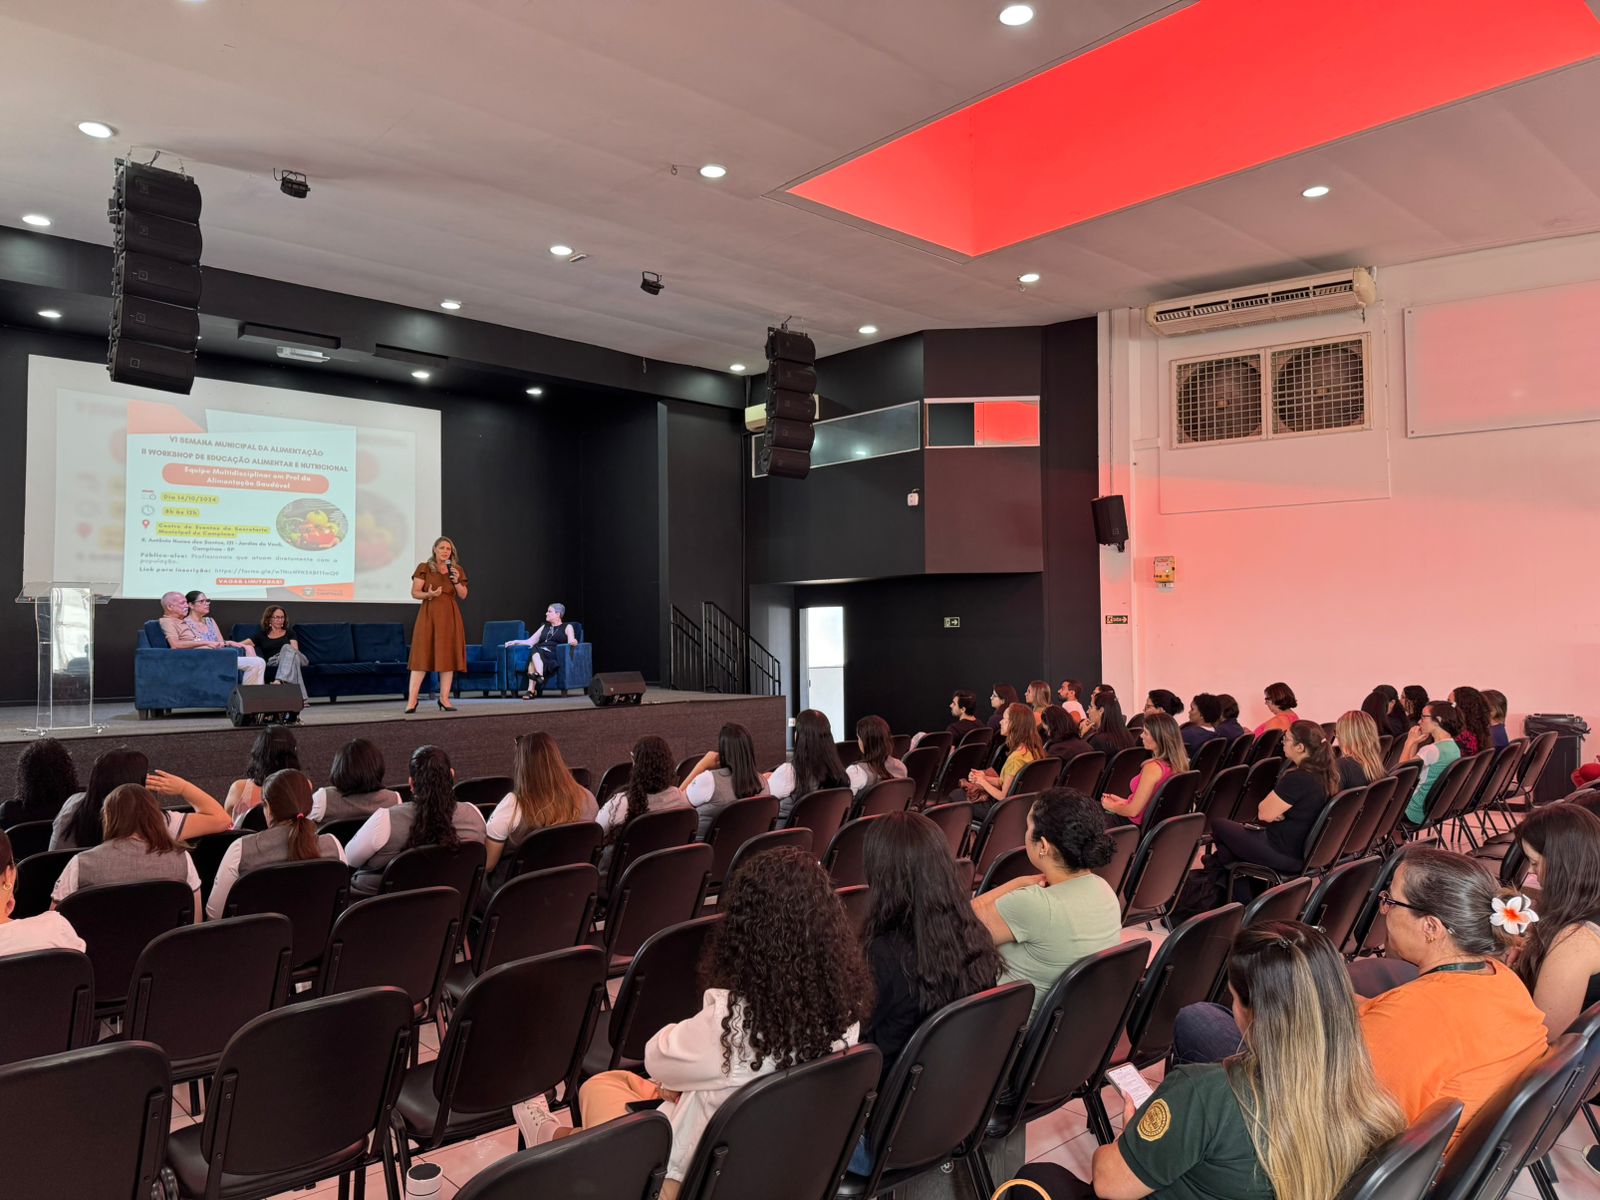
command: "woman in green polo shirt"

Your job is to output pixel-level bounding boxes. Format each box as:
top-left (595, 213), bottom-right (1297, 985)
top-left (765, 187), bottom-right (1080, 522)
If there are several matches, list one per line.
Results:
top-left (1006, 921), bottom-right (1404, 1200)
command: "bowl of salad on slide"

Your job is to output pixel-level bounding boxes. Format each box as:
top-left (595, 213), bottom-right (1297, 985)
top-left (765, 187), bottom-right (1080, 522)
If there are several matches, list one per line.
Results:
top-left (276, 499), bottom-right (349, 551)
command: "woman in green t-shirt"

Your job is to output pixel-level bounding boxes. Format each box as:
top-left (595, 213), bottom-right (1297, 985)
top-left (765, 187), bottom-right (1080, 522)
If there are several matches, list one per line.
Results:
top-left (1009, 921), bottom-right (1404, 1200)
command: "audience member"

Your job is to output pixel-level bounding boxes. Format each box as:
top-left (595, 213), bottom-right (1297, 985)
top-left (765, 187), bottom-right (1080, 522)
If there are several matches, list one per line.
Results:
top-left (51, 783), bottom-right (203, 922)
top-left (1361, 688), bottom-right (1395, 738)
top-left (346, 745), bottom-right (485, 891)
top-left (52, 749), bottom-right (228, 850)
top-left (1371, 683), bottom-right (1409, 738)
top-left (1102, 713), bottom-right (1187, 827)
top-left (1024, 680), bottom-right (1053, 717)
top-left (1402, 701), bottom-right (1463, 825)
top-left (1449, 686), bottom-right (1494, 757)
top-left (846, 715), bottom-right (907, 797)
top-left (158, 590), bottom-right (266, 685)
top-left (309, 738), bottom-right (402, 824)
top-left (0, 736), bottom-right (80, 828)
top-left (1333, 710), bottom-right (1385, 788)
top-left (964, 702), bottom-right (1042, 812)
top-left (527, 848), bottom-right (870, 1199)
top-left (0, 827), bottom-right (85, 955)
top-left (1515, 804), bottom-right (1600, 1039)
top-left (945, 690), bottom-right (985, 742)
top-left (971, 788), bottom-right (1121, 1017)
top-left (1086, 693), bottom-right (1136, 754)
top-left (225, 726), bottom-right (302, 822)
top-left (253, 604), bottom-right (309, 706)
top-left (1214, 694), bottom-right (1248, 742)
top-left (483, 731), bottom-right (598, 876)
top-left (1400, 684), bottom-right (1430, 728)
top-left (1483, 688), bottom-right (1510, 750)
top-left (1039, 704), bottom-right (1092, 763)
top-left (1144, 689), bottom-right (1184, 721)
top-left (1253, 681), bottom-right (1299, 735)
top-left (767, 709), bottom-right (849, 821)
top-left (1056, 678), bottom-right (1087, 723)
top-left (1209, 720), bottom-right (1336, 875)
top-left (206, 769), bottom-right (344, 919)
top-left (682, 722), bottom-right (763, 840)
top-left (1042, 922), bottom-right (1403, 1200)
top-left (596, 736), bottom-right (690, 871)
top-left (1182, 693), bottom-right (1225, 758)
top-left (988, 683), bottom-right (1021, 733)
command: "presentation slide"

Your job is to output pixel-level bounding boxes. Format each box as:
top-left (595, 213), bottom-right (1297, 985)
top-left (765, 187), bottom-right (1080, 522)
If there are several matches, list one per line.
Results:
top-left (23, 355), bottom-right (442, 605)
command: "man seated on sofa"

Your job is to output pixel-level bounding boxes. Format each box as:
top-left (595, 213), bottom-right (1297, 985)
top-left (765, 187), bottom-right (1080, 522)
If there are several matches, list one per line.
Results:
top-left (504, 603), bottom-right (579, 698)
top-left (158, 591), bottom-right (266, 685)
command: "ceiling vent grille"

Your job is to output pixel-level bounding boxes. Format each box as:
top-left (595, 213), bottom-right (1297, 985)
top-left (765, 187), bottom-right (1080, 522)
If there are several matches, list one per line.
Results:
top-left (1171, 334), bottom-right (1368, 448)
top-left (1146, 268), bottom-right (1376, 336)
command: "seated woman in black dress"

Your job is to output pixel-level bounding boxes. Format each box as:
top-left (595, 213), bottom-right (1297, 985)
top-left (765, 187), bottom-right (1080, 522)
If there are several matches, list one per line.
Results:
top-left (254, 604), bottom-right (308, 709)
top-left (1208, 720), bottom-right (1338, 876)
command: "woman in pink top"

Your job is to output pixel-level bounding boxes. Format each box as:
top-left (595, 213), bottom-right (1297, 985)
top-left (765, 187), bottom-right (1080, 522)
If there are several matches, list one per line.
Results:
top-left (1253, 681), bottom-right (1300, 735)
top-left (1102, 712), bottom-right (1187, 826)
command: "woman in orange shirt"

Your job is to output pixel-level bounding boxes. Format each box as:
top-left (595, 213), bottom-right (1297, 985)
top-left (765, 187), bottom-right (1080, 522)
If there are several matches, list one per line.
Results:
top-left (1252, 681), bottom-right (1299, 736)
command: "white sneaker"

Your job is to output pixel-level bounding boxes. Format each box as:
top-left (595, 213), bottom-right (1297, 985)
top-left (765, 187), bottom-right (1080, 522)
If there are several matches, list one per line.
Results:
top-left (513, 1095), bottom-right (563, 1147)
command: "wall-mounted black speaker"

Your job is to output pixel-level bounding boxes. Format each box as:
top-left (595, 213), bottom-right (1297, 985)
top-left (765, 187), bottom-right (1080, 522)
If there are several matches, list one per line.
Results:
top-left (227, 682), bottom-right (303, 726)
top-left (587, 671), bottom-right (647, 707)
top-left (1091, 495), bottom-right (1128, 551)
top-left (108, 158), bottom-right (202, 395)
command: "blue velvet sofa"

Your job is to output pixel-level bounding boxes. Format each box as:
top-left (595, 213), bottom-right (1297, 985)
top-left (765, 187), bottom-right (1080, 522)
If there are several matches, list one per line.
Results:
top-left (271, 623), bottom-right (411, 701)
top-left (135, 620), bottom-right (242, 717)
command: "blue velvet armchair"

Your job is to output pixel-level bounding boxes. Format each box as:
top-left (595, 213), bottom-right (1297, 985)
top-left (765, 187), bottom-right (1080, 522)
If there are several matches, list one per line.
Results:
top-left (492, 620), bottom-right (593, 697)
top-left (134, 620), bottom-right (241, 717)
top-left (464, 620), bottom-right (525, 696)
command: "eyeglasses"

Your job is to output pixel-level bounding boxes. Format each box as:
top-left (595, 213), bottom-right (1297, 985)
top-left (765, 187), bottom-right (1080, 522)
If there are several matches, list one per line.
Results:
top-left (1378, 890), bottom-right (1425, 916)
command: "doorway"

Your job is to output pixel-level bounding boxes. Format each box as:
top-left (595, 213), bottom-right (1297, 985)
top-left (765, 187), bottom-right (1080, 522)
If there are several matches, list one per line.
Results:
top-left (799, 606), bottom-right (845, 736)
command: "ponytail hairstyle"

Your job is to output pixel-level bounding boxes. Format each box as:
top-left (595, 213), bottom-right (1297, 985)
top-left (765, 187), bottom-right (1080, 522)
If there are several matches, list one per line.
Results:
top-left (1515, 804), bottom-right (1600, 990)
top-left (1225, 921), bottom-right (1406, 1200)
top-left (71, 748), bottom-right (150, 850)
top-left (716, 723), bottom-right (763, 800)
top-left (1397, 846), bottom-right (1519, 957)
top-left (1450, 686), bottom-right (1494, 756)
top-left (1003, 702), bottom-right (1044, 759)
top-left (404, 745), bottom-right (460, 851)
top-left (1142, 712), bottom-right (1190, 773)
top-left (855, 715), bottom-right (894, 784)
top-left (1335, 710), bottom-right (1385, 785)
top-left (1287, 720), bottom-right (1340, 796)
top-left (262, 769), bottom-right (320, 860)
top-left (101, 783), bottom-right (180, 854)
top-left (1092, 694), bottom-right (1136, 750)
top-left (608, 735), bottom-right (675, 845)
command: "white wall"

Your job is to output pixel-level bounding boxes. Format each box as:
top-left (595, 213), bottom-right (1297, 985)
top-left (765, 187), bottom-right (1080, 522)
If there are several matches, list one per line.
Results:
top-left (1098, 232), bottom-right (1600, 739)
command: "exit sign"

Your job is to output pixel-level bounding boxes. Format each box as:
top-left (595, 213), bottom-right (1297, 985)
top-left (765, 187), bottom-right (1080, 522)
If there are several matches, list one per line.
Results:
top-left (943, 617), bottom-right (961, 629)
top-left (1105, 614), bottom-right (1129, 625)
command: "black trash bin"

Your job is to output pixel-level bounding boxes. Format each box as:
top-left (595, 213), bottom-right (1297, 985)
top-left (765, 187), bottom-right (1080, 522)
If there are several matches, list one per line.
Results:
top-left (1524, 713), bottom-right (1591, 807)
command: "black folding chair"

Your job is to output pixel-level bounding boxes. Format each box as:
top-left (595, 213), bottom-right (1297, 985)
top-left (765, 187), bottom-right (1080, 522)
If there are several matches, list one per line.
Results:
top-left (1333, 1099), bottom-right (1461, 1200)
top-left (1340, 776), bottom-right (1398, 861)
top-left (1247, 727), bottom-right (1285, 764)
top-left (602, 843), bottom-right (713, 975)
top-left (1188, 736), bottom-right (1228, 793)
top-left (922, 801), bottom-right (974, 857)
top-left (454, 775), bottom-right (512, 808)
top-left (4, 819), bottom-right (53, 861)
top-left (1196, 764), bottom-right (1248, 837)
top-left (1061, 750), bottom-right (1107, 795)
top-left (224, 857), bottom-right (350, 978)
top-left (783, 787), bottom-right (852, 855)
top-left (837, 883), bottom-right (871, 934)
top-left (823, 815), bottom-right (890, 889)
top-left (851, 776), bottom-right (917, 820)
top-left (901, 745), bottom-right (945, 806)
top-left (454, 1111), bottom-right (671, 1200)
top-left (935, 743), bottom-right (989, 799)
top-left (1302, 855), bottom-right (1385, 955)
top-left (977, 846), bottom-right (1032, 895)
top-left (1120, 812), bottom-right (1206, 926)
top-left (1009, 756), bottom-right (1063, 797)
top-left (58, 878), bottom-right (195, 1017)
top-left (319, 816), bottom-right (369, 847)
top-left (702, 795), bottom-right (780, 889)
top-left (601, 807), bottom-right (696, 899)
top-left (442, 865), bottom-right (597, 1013)
top-left (502, 820), bottom-right (603, 880)
top-left (11, 848), bottom-right (77, 918)
top-left (1222, 733), bottom-right (1253, 769)
top-left (187, 830), bottom-right (249, 908)
top-left (0, 948), bottom-right (93, 1067)
top-left (970, 795), bottom-right (1032, 884)
top-left (594, 761), bottom-right (633, 806)
top-left (1095, 747), bottom-right (1151, 803)
top-left (1240, 876), bottom-right (1314, 930)
top-left (1139, 769), bottom-right (1202, 829)
top-left (725, 827), bottom-right (814, 881)
top-left (1096, 823), bottom-right (1140, 896)
top-left (1233, 756), bottom-right (1283, 825)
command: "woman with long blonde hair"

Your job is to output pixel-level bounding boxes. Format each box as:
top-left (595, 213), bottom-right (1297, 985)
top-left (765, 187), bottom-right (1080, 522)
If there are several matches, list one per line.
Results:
top-left (484, 732), bottom-right (598, 875)
top-left (1102, 711), bottom-right (1188, 827)
top-left (1334, 710), bottom-right (1386, 788)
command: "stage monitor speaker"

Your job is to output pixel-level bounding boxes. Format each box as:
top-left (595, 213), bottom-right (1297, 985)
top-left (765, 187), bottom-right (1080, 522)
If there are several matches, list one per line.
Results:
top-left (1091, 494), bottom-right (1128, 551)
top-left (228, 682), bottom-right (303, 727)
top-left (587, 671), bottom-right (647, 707)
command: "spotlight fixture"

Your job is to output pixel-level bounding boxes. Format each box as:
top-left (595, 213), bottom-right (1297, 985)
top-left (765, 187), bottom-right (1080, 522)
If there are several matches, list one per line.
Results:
top-left (999, 4), bottom-right (1035, 26)
top-left (1301, 184), bottom-right (1331, 199)
top-left (276, 169), bottom-right (309, 199)
top-left (21, 213), bottom-right (52, 227)
top-left (857, 324), bottom-right (878, 336)
top-left (526, 386), bottom-right (544, 397)
top-left (411, 369), bottom-right (431, 381)
top-left (730, 363), bottom-right (747, 373)
top-left (1017, 271), bottom-right (1041, 285)
top-left (38, 309), bottom-right (63, 320)
top-left (549, 243), bottom-right (573, 257)
top-left (439, 299), bottom-right (462, 311)
top-left (78, 121), bottom-right (117, 139)
top-left (699, 163), bottom-right (727, 179)
top-left (640, 270), bottom-right (664, 296)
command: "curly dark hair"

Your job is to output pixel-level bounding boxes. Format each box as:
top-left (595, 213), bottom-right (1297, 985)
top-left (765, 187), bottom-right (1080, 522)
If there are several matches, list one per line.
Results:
top-left (1028, 787), bottom-right (1115, 870)
top-left (863, 812), bottom-right (1001, 1014)
top-left (1450, 686), bottom-right (1494, 755)
top-left (405, 745), bottom-right (460, 851)
top-left (608, 735), bottom-right (676, 845)
top-left (12, 737), bottom-right (80, 816)
top-left (246, 726), bottom-right (301, 786)
top-left (703, 847), bottom-right (873, 1073)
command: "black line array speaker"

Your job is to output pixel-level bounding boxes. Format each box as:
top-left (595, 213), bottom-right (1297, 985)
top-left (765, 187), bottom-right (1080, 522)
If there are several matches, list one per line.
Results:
top-left (108, 159), bottom-right (203, 394)
top-left (759, 326), bottom-right (817, 479)
top-left (227, 682), bottom-right (302, 726)
top-left (1090, 495), bottom-right (1129, 551)
top-left (587, 671), bottom-right (647, 707)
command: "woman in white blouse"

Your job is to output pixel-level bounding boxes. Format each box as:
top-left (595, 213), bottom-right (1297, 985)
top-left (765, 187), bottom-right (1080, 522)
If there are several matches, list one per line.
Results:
top-left (766, 709), bottom-right (850, 822)
top-left (845, 715), bottom-right (907, 797)
top-left (681, 723), bottom-right (766, 840)
top-left (0, 827), bottom-right (84, 956)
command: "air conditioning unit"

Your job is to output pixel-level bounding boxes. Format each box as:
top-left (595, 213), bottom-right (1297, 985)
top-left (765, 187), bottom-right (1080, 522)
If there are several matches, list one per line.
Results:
top-left (1145, 268), bottom-right (1376, 336)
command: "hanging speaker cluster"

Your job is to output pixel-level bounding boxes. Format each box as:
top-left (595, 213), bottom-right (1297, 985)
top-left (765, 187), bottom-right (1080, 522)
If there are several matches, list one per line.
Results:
top-left (759, 326), bottom-right (817, 479)
top-left (107, 159), bottom-right (203, 394)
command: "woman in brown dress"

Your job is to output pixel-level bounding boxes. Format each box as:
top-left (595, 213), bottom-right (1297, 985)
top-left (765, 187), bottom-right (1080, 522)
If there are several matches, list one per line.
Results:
top-left (406, 536), bottom-right (469, 713)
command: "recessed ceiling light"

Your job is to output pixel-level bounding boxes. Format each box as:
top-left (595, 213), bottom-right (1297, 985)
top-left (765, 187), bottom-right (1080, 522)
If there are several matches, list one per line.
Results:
top-left (411, 370), bottom-right (431, 381)
top-left (549, 244), bottom-right (573, 257)
top-left (21, 213), bottom-right (52, 228)
top-left (730, 363), bottom-right (747, 373)
top-left (1017, 271), bottom-right (1041, 284)
top-left (525, 386), bottom-right (544, 397)
top-left (439, 299), bottom-right (462, 311)
top-left (699, 164), bottom-right (727, 179)
top-left (999, 4), bottom-right (1035, 26)
top-left (77, 121), bottom-right (116, 139)
top-left (1301, 184), bottom-right (1331, 199)
top-left (858, 324), bottom-right (879, 336)
top-left (38, 309), bottom-right (62, 320)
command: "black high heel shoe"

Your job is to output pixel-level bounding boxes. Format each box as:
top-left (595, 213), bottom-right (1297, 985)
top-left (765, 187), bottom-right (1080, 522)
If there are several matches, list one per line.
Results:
top-left (404, 702), bottom-right (418, 714)
top-left (437, 698), bottom-right (457, 712)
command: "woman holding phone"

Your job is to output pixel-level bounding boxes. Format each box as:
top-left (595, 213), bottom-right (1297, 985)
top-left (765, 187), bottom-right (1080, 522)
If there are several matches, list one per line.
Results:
top-left (406, 536), bottom-right (468, 713)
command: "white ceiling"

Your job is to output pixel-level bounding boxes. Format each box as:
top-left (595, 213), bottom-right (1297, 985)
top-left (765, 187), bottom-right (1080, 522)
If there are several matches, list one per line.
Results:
top-left (3, 0), bottom-right (1599, 371)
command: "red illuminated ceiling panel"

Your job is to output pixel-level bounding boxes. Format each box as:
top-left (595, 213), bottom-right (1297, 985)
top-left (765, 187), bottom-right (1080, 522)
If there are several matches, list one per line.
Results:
top-left (787, 0), bottom-right (1600, 256)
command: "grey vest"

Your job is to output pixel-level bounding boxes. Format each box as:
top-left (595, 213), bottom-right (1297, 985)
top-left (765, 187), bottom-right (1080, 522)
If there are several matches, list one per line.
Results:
top-left (362, 801), bottom-right (484, 874)
top-left (237, 822), bottom-right (341, 873)
top-left (75, 837), bottom-right (191, 890)
top-left (319, 787), bottom-right (401, 825)
top-left (694, 770), bottom-right (740, 840)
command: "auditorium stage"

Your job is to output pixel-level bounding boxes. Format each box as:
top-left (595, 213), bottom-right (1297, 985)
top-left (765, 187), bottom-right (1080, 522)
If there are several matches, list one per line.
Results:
top-left (0, 690), bottom-right (789, 802)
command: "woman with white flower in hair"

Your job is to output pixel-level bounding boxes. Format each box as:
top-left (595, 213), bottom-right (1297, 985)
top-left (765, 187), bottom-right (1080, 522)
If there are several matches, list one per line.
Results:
top-left (1515, 803), bottom-right (1600, 1040)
